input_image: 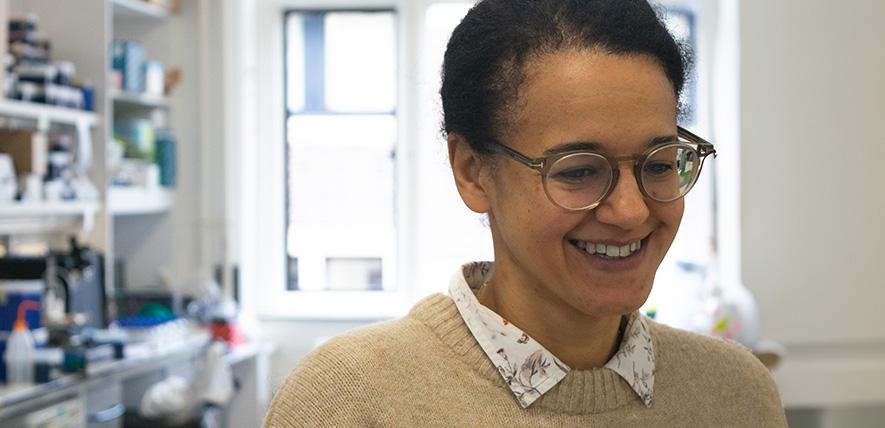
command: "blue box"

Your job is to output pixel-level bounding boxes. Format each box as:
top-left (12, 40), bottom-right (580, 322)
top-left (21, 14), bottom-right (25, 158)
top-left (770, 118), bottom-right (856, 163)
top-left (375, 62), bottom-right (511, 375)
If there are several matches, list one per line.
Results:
top-left (111, 40), bottom-right (145, 93)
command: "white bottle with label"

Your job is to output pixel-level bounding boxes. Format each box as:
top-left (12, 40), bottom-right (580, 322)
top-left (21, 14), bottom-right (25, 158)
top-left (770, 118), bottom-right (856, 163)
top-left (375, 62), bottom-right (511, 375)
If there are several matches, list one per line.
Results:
top-left (4, 302), bottom-right (39, 386)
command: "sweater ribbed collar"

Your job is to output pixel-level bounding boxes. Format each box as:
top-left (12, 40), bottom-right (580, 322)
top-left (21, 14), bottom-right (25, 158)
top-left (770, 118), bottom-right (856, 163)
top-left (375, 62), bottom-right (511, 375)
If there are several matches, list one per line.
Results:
top-left (412, 262), bottom-right (655, 413)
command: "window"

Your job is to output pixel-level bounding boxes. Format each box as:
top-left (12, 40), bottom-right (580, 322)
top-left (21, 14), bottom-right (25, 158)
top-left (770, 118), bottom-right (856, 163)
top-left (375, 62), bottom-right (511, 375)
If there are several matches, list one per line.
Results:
top-left (285, 10), bottom-right (398, 292)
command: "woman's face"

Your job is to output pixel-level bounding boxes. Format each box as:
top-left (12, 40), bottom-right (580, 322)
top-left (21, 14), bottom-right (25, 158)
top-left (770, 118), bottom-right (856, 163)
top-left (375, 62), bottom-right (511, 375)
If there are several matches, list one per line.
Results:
top-left (481, 50), bottom-right (683, 319)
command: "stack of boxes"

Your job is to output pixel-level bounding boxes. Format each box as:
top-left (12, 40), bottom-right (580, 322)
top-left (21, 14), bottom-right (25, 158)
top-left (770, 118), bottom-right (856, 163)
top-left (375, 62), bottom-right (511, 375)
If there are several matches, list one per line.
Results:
top-left (4, 15), bottom-right (93, 111)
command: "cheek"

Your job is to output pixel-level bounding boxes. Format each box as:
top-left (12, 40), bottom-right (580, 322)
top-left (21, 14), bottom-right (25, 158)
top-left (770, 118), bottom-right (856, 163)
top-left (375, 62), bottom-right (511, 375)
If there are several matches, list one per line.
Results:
top-left (488, 166), bottom-right (544, 214)
top-left (487, 168), bottom-right (575, 241)
top-left (654, 200), bottom-right (685, 238)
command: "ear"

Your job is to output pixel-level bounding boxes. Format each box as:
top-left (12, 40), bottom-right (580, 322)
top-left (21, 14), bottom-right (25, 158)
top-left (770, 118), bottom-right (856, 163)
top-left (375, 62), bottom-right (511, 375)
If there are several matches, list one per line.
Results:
top-left (448, 133), bottom-right (492, 214)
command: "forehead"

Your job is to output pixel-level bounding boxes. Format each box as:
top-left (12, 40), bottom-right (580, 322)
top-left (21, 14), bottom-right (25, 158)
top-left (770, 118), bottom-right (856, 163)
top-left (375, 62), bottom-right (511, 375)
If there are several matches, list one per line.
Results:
top-left (507, 50), bottom-right (678, 154)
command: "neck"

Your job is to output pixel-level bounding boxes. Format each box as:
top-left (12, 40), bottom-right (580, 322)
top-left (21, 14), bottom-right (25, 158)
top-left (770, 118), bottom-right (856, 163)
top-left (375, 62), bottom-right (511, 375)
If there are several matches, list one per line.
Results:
top-left (477, 271), bottom-right (625, 370)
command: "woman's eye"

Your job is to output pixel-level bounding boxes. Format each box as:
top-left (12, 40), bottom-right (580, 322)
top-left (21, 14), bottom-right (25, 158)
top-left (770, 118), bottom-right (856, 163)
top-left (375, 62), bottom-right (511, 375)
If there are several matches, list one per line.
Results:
top-left (553, 167), bottom-right (598, 182)
top-left (644, 162), bottom-right (675, 176)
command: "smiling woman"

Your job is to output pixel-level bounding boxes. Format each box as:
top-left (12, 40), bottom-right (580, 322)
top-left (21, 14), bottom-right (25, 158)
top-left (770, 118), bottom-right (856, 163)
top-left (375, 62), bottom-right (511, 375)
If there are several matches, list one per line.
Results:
top-left (264, 0), bottom-right (786, 426)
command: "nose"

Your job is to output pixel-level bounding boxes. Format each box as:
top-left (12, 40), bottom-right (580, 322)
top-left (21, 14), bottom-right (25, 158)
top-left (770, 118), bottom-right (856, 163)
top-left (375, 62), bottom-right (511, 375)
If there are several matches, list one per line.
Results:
top-left (593, 165), bottom-right (650, 229)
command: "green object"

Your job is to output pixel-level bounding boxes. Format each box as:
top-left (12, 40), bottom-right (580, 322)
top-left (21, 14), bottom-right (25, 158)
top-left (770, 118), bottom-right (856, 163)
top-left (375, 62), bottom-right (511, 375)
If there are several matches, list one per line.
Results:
top-left (114, 119), bottom-right (156, 160)
top-left (138, 303), bottom-right (173, 318)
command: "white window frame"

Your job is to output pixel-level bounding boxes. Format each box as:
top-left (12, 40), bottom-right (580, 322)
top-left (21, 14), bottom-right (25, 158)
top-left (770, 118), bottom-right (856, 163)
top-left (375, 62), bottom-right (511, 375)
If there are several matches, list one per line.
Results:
top-left (252, 0), bottom-right (451, 320)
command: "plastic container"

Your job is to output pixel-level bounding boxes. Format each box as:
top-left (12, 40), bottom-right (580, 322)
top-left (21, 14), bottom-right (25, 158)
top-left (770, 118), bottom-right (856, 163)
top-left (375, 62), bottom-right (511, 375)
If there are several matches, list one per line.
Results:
top-left (4, 300), bottom-right (40, 385)
top-left (0, 270), bottom-right (44, 383)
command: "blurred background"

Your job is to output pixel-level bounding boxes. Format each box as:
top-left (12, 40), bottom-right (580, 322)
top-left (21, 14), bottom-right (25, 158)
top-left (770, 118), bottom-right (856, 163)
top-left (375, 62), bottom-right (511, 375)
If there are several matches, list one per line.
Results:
top-left (0, 0), bottom-right (882, 427)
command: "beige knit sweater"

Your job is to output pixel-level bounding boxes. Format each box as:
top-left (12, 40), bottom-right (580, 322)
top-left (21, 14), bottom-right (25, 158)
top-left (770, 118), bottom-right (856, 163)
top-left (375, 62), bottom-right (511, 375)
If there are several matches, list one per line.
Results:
top-left (264, 293), bottom-right (787, 427)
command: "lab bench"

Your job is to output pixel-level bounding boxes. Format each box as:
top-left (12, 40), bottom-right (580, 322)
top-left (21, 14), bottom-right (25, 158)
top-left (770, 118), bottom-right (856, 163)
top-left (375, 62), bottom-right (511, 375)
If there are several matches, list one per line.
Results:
top-left (0, 335), bottom-right (272, 427)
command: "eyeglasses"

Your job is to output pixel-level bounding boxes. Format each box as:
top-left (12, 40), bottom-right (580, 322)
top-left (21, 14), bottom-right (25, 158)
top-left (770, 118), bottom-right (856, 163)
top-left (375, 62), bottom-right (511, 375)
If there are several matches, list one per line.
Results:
top-left (487, 126), bottom-right (717, 211)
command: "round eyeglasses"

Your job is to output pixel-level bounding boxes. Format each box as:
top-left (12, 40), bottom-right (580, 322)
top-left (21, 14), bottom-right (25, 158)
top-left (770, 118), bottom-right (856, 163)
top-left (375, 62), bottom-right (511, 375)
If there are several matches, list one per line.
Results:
top-left (487, 127), bottom-right (717, 211)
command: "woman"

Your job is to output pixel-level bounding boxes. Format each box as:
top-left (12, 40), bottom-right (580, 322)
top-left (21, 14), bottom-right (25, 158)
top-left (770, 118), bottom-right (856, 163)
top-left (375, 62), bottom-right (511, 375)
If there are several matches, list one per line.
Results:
top-left (265, 0), bottom-right (786, 426)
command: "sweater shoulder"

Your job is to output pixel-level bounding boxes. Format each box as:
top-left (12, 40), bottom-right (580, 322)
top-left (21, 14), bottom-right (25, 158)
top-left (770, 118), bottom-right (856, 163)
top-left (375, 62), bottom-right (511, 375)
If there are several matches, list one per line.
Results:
top-left (649, 319), bottom-right (787, 426)
top-left (282, 309), bottom-right (434, 380)
top-left (649, 319), bottom-right (754, 361)
top-left (649, 319), bottom-right (767, 378)
top-left (264, 307), bottom-right (435, 427)
top-left (294, 293), bottom-right (452, 363)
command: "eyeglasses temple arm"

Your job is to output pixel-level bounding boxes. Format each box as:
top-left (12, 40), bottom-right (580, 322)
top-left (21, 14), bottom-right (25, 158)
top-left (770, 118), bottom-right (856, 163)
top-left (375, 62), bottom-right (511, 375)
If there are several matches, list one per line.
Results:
top-left (488, 141), bottom-right (544, 169)
top-left (677, 126), bottom-right (717, 158)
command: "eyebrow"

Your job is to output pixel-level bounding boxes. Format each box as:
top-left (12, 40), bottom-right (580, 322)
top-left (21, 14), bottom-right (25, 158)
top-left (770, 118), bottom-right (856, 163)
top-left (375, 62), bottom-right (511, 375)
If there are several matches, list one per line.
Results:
top-left (542, 135), bottom-right (679, 157)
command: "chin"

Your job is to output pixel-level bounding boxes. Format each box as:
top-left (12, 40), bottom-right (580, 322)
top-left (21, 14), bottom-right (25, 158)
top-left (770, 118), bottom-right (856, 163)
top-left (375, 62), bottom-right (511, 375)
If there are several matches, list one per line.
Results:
top-left (568, 278), bottom-right (653, 318)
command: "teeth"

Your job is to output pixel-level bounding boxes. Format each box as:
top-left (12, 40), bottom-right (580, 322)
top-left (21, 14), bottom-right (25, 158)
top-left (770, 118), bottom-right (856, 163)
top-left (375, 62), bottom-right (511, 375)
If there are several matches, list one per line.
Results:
top-left (573, 238), bottom-right (645, 258)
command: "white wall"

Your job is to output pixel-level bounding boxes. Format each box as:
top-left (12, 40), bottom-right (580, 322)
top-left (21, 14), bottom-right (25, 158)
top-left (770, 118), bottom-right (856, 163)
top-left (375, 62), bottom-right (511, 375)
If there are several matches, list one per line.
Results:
top-left (262, 319), bottom-right (369, 391)
top-left (739, 0), bottom-right (885, 422)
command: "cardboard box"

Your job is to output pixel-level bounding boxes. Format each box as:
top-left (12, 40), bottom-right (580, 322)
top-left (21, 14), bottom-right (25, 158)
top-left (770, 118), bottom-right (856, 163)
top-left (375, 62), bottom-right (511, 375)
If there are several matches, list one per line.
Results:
top-left (0, 130), bottom-right (48, 176)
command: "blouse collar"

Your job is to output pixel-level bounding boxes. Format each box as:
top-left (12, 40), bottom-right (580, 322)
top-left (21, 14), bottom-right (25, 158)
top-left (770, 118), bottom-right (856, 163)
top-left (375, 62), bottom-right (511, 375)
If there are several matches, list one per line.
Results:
top-left (449, 261), bottom-right (655, 408)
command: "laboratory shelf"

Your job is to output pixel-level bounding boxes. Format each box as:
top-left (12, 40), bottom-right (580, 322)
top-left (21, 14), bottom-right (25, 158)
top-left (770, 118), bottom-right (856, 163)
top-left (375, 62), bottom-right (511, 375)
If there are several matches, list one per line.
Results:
top-left (108, 187), bottom-right (172, 215)
top-left (0, 200), bottom-right (99, 234)
top-left (111, 0), bottom-right (170, 20)
top-left (0, 99), bottom-right (99, 128)
top-left (111, 90), bottom-right (169, 109)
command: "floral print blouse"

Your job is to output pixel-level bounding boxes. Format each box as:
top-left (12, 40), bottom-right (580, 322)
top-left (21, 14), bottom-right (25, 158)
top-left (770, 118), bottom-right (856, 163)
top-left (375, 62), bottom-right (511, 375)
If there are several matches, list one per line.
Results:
top-left (450, 262), bottom-right (655, 409)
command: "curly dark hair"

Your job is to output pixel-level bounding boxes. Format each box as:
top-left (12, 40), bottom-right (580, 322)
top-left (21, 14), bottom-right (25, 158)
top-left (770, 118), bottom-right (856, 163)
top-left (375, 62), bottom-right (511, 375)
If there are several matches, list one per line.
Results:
top-left (440, 0), bottom-right (691, 153)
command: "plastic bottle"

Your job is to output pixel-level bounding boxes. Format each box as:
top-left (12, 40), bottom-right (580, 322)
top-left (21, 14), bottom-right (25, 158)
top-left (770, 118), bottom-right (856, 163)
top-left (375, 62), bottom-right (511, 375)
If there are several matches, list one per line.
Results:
top-left (4, 300), bottom-right (40, 385)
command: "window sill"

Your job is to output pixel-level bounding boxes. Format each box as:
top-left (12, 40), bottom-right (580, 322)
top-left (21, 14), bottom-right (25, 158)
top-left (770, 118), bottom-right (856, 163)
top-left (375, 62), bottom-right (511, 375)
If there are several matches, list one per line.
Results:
top-left (256, 289), bottom-right (412, 321)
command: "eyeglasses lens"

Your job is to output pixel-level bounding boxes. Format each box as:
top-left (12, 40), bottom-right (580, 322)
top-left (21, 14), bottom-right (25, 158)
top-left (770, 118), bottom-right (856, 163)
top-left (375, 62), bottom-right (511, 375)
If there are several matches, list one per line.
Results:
top-left (543, 144), bottom-right (702, 209)
top-left (544, 153), bottom-right (612, 210)
top-left (641, 144), bottom-right (699, 202)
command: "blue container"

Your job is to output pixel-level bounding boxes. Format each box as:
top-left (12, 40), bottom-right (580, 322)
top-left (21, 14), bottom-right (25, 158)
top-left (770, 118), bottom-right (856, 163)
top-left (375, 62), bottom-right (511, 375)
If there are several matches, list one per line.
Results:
top-left (111, 40), bottom-right (145, 93)
top-left (155, 129), bottom-right (176, 187)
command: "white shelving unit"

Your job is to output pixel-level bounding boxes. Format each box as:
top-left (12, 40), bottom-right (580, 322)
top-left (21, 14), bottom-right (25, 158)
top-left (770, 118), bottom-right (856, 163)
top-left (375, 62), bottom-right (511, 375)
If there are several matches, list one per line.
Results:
top-left (2, 0), bottom-right (199, 293)
top-left (0, 3), bottom-right (265, 426)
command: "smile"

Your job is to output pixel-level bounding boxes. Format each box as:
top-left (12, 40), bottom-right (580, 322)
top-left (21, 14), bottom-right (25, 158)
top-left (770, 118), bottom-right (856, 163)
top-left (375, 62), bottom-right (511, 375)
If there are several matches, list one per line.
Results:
top-left (568, 238), bottom-right (646, 259)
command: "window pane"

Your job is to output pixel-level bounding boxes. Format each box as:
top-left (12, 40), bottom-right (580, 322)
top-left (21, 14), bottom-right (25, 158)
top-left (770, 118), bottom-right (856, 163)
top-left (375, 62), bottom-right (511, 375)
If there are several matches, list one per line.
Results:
top-left (324, 12), bottom-right (397, 112)
top-left (286, 114), bottom-right (397, 291)
top-left (286, 114), bottom-right (396, 225)
top-left (326, 258), bottom-right (383, 291)
top-left (286, 13), bottom-right (306, 112)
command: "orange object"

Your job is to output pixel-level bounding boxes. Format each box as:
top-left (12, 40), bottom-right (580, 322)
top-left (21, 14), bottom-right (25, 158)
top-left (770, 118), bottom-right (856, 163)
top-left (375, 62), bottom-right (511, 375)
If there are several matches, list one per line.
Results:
top-left (14, 300), bottom-right (41, 331)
